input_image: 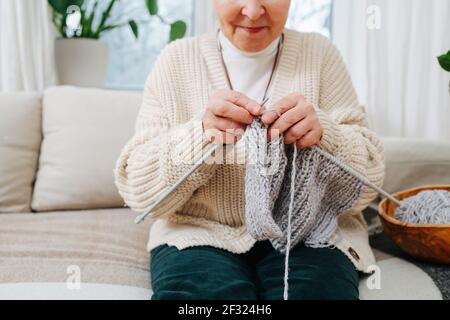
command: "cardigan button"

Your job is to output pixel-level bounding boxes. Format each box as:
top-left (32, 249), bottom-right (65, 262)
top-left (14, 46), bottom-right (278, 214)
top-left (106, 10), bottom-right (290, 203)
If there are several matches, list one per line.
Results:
top-left (348, 247), bottom-right (360, 261)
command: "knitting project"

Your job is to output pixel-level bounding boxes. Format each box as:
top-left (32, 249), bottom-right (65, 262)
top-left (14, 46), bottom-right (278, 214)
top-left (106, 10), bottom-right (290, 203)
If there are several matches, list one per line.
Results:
top-left (244, 118), bottom-right (366, 299)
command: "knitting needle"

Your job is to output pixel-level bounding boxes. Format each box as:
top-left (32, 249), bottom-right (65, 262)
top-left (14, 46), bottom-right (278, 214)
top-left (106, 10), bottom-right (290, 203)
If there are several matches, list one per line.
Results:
top-left (135, 97), bottom-right (271, 224)
top-left (134, 143), bottom-right (225, 224)
top-left (312, 146), bottom-right (403, 207)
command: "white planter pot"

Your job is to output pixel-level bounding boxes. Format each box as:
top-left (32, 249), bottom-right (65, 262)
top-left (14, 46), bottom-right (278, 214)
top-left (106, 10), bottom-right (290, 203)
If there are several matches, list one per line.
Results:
top-left (55, 39), bottom-right (108, 88)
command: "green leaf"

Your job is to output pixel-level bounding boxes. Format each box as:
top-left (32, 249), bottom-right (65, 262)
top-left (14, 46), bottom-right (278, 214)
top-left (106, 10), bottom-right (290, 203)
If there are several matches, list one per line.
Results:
top-left (82, 0), bottom-right (99, 38)
top-left (48, 0), bottom-right (83, 15)
top-left (169, 20), bottom-right (187, 42)
top-left (129, 20), bottom-right (139, 39)
top-left (94, 0), bottom-right (117, 37)
top-left (97, 24), bottom-right (118, 34)
top-left (145, 0), bottom-right (158, 15)
top-left (48, 0), bottom-right (84, 38)
top-left (438, 50), bottom-right (450, 72)
top-left (79, 7), bottom-right (89, 37)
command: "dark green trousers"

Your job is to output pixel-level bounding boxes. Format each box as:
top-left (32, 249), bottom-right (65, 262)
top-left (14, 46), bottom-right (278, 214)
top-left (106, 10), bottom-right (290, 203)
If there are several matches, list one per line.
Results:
top-left (150, 240), bottom-right (359, 300)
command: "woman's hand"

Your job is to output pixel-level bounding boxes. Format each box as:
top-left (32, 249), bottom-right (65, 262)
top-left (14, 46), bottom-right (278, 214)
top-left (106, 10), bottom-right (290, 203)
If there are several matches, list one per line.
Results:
top-left (202, 89), bottom-right (263, 144)
top-left (261, 92), bottom-right (324, 149)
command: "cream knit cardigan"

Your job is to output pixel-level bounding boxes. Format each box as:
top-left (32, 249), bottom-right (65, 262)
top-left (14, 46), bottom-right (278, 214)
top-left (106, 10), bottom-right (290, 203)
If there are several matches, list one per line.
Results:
top-left (114, 29), bottom-right (386, 273)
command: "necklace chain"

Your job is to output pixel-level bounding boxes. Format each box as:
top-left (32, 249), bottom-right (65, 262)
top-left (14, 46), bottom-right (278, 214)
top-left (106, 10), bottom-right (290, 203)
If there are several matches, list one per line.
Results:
top-left (216, 29), bottom-right (285, 106)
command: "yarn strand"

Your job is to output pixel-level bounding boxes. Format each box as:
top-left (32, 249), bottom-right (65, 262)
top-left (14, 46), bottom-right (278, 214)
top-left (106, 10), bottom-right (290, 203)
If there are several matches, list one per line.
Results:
top-left (283, 144), bottom-right (298, 300)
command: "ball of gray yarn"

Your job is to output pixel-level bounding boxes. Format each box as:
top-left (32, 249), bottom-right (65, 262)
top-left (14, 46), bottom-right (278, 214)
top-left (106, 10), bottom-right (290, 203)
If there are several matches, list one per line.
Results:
top-left (395, 190), bottom-right (450, 224)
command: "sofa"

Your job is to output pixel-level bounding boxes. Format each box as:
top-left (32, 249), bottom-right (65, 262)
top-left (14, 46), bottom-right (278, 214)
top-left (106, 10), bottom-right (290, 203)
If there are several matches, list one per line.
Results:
top-left (0, 86), bottom-right (449, 300)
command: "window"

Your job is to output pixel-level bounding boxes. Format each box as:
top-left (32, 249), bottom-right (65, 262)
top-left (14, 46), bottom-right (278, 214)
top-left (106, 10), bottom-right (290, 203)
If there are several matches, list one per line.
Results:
top-left (287, 0), bottom-right (333, 38)
top-left (102, 0), bottom-right (194, 90)
top-left (104, 0), bottom-right (332, 90)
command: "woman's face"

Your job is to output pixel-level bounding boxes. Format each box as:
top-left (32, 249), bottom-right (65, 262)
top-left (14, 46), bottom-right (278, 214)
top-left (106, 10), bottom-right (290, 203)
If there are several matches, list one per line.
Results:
top-left (214, 0), bottom-right (291, 52)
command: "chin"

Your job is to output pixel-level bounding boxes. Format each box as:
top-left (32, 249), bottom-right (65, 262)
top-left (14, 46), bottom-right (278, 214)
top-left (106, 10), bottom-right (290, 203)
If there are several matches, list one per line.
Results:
top-left (235, 28), bottom-right (272, 52)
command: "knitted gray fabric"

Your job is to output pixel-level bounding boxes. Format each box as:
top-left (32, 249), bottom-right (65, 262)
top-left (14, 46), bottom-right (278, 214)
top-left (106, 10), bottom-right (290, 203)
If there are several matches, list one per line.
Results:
top-left (245, 118), bottom-right (366, 253)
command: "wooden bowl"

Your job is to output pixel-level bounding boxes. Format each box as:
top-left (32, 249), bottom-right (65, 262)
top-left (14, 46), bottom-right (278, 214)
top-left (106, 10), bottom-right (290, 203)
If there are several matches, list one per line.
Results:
top-left (378, 185), bottom-right (450, 265)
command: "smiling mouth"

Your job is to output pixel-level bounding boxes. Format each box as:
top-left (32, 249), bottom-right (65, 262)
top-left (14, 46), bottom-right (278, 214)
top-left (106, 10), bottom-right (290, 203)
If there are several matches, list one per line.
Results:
top-left (239, 26), bottom-right (266, 33)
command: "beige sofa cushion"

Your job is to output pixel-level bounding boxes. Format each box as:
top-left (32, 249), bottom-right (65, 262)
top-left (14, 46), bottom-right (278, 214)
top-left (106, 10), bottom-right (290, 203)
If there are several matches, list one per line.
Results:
top-left (381, 136), bottom-right (450, 194)
top-left (31, 86), bottom-right (141, 211)
top-left (0, 208), bottom-right (152, 290)
top-left (0, 283), bottom-right (151, 300)
top-left (0, 93), bottom-right (42, 213)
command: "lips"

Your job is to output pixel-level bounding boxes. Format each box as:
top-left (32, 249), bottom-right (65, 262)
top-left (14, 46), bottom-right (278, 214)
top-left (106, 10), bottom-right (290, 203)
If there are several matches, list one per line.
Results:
top-left (240, 26), bottom-right (265, 34)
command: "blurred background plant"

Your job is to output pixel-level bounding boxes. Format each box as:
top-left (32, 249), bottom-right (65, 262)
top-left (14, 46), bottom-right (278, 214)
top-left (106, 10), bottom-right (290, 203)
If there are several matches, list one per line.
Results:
top-left (437, 50), bottom-right (450, 93)
top-left (48, 0), bottom-right (187, 41)
top-left (438, 50), bottom-right (450, 72)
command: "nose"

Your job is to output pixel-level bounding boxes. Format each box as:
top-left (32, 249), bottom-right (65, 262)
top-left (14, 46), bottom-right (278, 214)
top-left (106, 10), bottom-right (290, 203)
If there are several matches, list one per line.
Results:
top-left (241, 0), bottom-right (266, 21)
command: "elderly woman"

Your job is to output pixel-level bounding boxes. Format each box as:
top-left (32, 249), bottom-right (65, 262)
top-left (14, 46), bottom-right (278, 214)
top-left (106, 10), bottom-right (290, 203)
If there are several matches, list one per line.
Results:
top-left (114, 0), bottom-right (385, 300)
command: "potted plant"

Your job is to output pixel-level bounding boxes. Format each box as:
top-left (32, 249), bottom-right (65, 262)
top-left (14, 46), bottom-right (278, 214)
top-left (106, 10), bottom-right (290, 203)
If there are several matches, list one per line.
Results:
top-left (438, 50), bottom-right (450, 93)
top-left (49, 0), bottom-right (187, 88)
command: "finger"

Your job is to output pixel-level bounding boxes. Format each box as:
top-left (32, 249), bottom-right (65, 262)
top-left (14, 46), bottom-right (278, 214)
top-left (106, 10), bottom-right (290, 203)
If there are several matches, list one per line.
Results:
top-left (204, 127), bottom-right (221, 144)
top-left (296, 128), bottom-right (322, 149)
top-left (211, 99), bottom-right (254, 124)
top-left (204, 128), bottom-right (237, 145)
top-left (261, 93), bottom-right (303, 125)
top-left (213, 116), bottom-right (245, 132)
top-left (219, 90), bottom-right (263, 116)
top-left (268, 106), bottom-right (309, 141)
top-left (283, 117), bottom-right (313, 145)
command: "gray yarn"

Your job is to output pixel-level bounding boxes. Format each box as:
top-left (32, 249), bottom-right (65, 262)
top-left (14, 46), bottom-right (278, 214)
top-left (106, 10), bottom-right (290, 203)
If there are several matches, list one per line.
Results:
top-left (395, 190), bottom-right (450, 224)
top-left (244, 118), bottom-right (366, 299)
top-left (245, 118), bottom-right (365, 252)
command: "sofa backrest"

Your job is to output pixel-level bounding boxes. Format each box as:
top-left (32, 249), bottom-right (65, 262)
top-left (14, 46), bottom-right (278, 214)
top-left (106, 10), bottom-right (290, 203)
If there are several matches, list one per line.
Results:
top-left (381, 136), bottom-right (450, 194)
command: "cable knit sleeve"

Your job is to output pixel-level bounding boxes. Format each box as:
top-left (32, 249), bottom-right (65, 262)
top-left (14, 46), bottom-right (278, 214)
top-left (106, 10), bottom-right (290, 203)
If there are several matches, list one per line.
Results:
top-left (113, 43), bottom-right (217, 218)
top-left (315, 37), bottom-right (386, 213)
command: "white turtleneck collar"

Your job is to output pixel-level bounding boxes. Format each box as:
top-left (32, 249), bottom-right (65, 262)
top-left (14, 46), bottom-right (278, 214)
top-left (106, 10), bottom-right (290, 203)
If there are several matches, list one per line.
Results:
top-left (218, 30), bottom-right (281, 103)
